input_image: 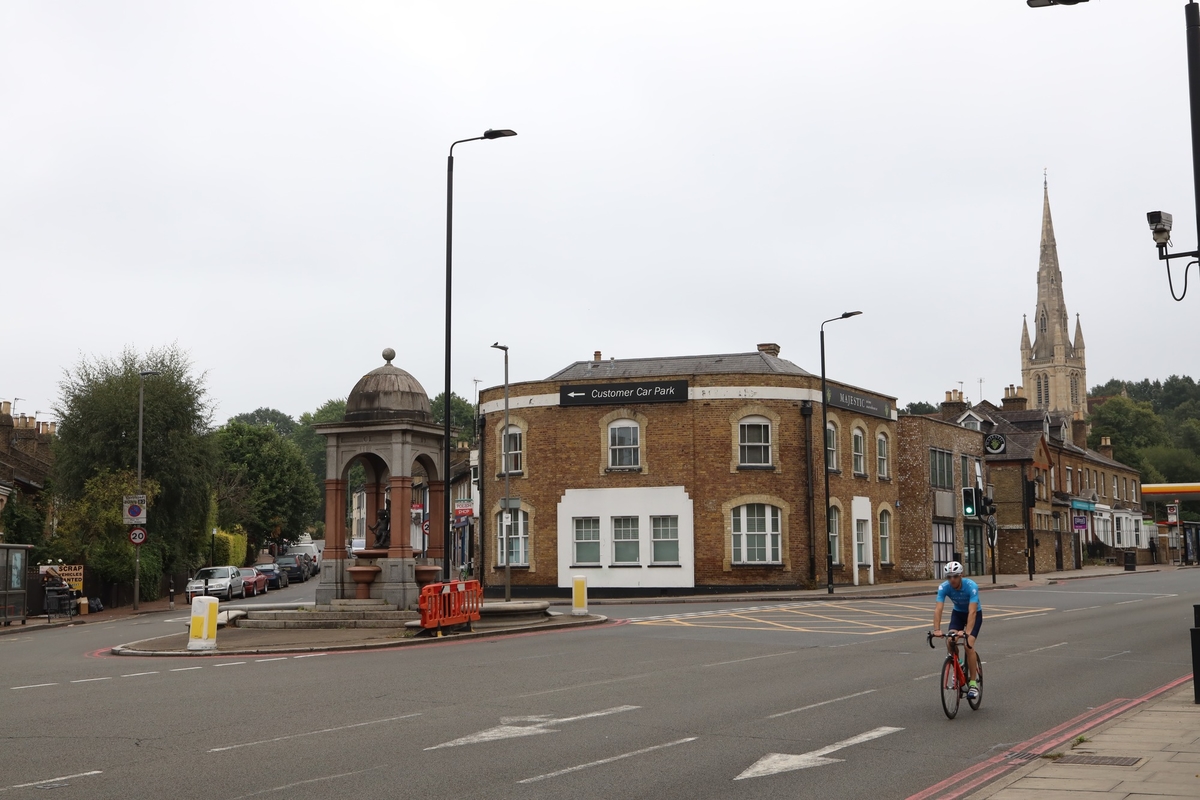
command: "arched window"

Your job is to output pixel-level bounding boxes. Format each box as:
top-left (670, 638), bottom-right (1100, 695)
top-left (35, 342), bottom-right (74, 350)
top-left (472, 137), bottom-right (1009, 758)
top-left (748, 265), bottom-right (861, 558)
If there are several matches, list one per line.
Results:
top-left (739, 416), bottom-right (772, 466)
top-left (1070, 375), bottom-right (1079, 406)
top-left (496, 509), bottom-right (529, 566)
top-left (827, 506), bottom-right (841, 565)
top-left (852, 427), bottom-right (866, 475)
top-left (1040, 310), bottom-right (1047, 333)
top-left (876, 433), bottom-right (889, 478)
top-left (825, 421), bottom-right (839, 471)
top-left (879, 509), bottom-right (892, 564)
top-left (608, 419), bottom-right (640, 468)
top-left (1036, 376), bottom-right (1043, 407)
top-left (731, 503), bottom-right (781, 564)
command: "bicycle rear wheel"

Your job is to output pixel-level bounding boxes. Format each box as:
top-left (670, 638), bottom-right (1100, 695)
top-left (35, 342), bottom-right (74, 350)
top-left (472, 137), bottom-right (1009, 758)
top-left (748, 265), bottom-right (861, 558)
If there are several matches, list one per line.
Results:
top-left (940, 657), bottom-right (960, 719)
top-left (968, 656), bottom-right (983, 710)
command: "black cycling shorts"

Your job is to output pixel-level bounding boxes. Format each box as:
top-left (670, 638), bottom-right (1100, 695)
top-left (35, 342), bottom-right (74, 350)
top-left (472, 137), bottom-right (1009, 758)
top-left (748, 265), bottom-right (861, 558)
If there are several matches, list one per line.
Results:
top-left (949, 609), bottom-right (982, 640)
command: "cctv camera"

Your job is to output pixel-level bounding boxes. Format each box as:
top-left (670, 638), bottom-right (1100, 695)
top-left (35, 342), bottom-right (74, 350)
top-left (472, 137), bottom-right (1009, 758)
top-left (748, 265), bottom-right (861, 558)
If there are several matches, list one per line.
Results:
top-left (1147, 210), bottom-right (1173, 246)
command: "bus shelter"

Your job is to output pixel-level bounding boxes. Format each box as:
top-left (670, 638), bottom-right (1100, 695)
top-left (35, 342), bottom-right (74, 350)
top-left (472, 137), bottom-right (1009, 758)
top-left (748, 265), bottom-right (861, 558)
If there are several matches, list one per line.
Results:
top-left (0, 543), bottom-right (33, 626)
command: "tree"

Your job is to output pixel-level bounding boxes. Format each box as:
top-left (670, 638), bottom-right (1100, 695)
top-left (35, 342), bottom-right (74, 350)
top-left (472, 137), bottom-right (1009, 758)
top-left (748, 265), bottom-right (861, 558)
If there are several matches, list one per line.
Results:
top-left (0, 488), bottom-right (48, 547)
top-left (291, 398), bottom-right (346, 532)
top-left (52, 345), bottom-right (217, 573)
top-left (901, 401), bottom-right (938, 416)
top-left (1087, 395), bottom-right (1170, 466)
top-left (215, 421), bottom-right (319, 553)
top-left (228, 407), bottom-right (296, 437)
top-left (431, 391), bottom-right (477, 444)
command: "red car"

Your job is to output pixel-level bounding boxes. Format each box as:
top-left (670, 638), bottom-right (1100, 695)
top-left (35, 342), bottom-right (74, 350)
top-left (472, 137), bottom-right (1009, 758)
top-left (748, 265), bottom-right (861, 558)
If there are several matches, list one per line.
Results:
top-left (240, 567), bottom-right (269, 597)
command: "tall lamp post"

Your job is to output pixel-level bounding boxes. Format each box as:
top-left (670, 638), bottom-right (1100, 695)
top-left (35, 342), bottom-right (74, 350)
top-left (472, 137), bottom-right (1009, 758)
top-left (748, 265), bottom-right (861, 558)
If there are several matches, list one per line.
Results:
top-left (490, 343), bottom-right (512, 602)
top-left (820, 312), bottom-right (862, 595)
top-left (445, 128), bottom-right (517, 581)
top-left (134, 369), bottom-right (160, 610)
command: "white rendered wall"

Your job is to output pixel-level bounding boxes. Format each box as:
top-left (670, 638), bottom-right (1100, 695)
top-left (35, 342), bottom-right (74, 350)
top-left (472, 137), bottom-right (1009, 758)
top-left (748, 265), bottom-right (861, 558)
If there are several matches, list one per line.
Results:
top-left (557, 486), bottom-right (695, 589)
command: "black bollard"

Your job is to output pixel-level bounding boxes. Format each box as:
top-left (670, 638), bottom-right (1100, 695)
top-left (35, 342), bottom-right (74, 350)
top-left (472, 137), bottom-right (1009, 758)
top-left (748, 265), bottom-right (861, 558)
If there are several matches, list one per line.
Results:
top-left (169, 578), bottom-right (175, 611)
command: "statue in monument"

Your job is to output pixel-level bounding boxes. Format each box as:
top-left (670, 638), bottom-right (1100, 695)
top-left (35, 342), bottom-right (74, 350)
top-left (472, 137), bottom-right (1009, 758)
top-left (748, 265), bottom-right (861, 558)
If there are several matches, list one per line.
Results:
top-left (369, 500), bottom-right (391, 549)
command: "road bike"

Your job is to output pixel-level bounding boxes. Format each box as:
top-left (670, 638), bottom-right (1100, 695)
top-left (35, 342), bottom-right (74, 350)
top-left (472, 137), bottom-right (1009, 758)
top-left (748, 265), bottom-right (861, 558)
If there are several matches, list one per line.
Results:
top-left (927, 630), bottom-right (983, 719)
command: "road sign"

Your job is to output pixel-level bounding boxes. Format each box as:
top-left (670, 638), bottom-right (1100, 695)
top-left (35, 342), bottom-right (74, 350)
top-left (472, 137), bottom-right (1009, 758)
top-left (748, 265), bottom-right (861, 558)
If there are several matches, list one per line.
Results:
top-left (1168, 504), bottom-right (1179, 523)
top-left (128, 527), bottom-right (147, 546)
top-left (1073, 515), bottom-right (1087, 530)
top-left (123, 495), bottom-right (147, 525)
top-left (559, 380), bottom-right (688, 407)
top-left (422, 520), bottom-right (430, 535)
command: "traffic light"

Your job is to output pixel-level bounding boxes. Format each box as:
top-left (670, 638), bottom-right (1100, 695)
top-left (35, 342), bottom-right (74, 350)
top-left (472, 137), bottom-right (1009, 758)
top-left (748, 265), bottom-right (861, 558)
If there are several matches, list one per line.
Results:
top-left (981, 495), bottom-right (997, 517)
top-left (962, 486), bottom-right (978, 517)
top-left (1025, 479), bottom-right (1037, 507)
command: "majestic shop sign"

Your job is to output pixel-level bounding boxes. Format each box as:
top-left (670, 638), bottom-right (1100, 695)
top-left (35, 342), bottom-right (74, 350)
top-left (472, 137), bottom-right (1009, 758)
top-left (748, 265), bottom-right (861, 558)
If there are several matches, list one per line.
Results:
top-left (559, 380), bottom-right (689, 407)
top-left (825, 387), bottom-right (893, 420)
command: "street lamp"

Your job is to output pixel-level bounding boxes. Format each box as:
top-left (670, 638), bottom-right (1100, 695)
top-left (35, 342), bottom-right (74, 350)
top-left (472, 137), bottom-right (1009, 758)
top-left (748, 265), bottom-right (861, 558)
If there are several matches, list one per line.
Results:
top-left (134, 369), bottom-right (159, 610)
top-left (445, 128), bottom-right (517, 582)
top-left (820, 311), bottom-right (862, 595)
top-left (490, 342), bottom-right (512, 602)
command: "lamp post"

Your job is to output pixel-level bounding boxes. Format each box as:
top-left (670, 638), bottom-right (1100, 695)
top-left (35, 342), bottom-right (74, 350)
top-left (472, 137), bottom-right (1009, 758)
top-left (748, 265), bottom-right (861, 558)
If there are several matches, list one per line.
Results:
top-left (445, 128), bottom-right (517, 582)
top-left (134, 369), bottom-right (159, 611)
top-left (490, 343), bottom-right (511, 602)
top-left (820, 311), bottom-right (862, 595)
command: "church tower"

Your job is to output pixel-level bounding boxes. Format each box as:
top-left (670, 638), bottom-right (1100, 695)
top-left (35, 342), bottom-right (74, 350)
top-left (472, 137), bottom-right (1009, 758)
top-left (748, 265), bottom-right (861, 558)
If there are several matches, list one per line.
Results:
top-left (1020, 179), bottom-right (1087, 418)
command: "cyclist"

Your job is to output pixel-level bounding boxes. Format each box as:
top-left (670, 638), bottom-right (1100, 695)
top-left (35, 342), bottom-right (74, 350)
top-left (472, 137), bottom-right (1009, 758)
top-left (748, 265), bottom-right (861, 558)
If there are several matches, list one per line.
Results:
top-left (931, 561), bottom-right (982, 700)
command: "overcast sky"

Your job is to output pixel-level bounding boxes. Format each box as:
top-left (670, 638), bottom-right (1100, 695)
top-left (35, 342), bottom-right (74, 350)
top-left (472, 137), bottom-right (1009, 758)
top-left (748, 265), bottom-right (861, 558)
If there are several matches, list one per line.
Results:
top-left (3, 1), bottom-right (1198, 425)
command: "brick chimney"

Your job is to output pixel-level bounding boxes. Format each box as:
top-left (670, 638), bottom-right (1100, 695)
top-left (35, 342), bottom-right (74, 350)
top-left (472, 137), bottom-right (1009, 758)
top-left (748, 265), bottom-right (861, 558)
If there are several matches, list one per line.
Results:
top-left (0, 401), bottom-right (10, 416)
top-left (1071, 418), bottom-right (1088, 449)
top-left (1099, 436), bottom-right (1114, 460)
top-left (940, 389), bottom-right (968, 421)
top-left (757, 343), bottom-right (781, 357)
top-left (593, 350), bottom-right (602, 362)
top-left (1001, 384), bottom-right (1029, 413)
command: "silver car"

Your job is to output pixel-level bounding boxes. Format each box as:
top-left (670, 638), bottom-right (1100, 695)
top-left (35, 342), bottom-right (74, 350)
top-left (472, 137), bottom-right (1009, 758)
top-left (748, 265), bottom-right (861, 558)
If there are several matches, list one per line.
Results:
top-left (185, 566), bottom-right (247, 602)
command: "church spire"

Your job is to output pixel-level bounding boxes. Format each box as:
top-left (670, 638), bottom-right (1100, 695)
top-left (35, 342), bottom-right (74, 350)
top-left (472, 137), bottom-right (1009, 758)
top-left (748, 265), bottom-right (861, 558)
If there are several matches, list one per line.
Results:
top-left (1021, 314), bottom-right (1031, 352)
top-left (1032, 177), bottom-right (1070, 361)
top-left (1074, 313), bottom-right (1085, 351)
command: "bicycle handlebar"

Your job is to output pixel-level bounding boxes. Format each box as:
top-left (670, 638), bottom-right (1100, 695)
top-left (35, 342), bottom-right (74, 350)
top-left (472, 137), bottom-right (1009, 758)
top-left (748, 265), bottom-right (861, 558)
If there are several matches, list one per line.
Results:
top-left (927, 630), bottom-right (963, 649)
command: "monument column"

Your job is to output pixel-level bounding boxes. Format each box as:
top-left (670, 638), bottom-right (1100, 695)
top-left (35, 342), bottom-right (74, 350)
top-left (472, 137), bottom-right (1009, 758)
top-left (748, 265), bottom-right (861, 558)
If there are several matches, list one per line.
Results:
top-left (387, 475), bottom-right (414, 559)
top-left (428, 479), bottom-right (446, 566)
top-left (324, 478), bottom-right (348, 559)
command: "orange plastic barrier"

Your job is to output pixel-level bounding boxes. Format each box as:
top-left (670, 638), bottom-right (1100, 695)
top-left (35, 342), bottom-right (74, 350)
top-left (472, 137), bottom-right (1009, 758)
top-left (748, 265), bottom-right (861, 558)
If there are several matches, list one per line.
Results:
top-left (419, 580), bottom-right (483, 631)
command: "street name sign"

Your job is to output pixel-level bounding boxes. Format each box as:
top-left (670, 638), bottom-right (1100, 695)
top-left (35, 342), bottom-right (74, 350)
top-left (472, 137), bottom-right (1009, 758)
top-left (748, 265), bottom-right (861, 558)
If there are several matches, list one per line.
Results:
top-left (559, 380), bottom-right (688, 407)
top-left (825, 387), bottom-right (893, 420)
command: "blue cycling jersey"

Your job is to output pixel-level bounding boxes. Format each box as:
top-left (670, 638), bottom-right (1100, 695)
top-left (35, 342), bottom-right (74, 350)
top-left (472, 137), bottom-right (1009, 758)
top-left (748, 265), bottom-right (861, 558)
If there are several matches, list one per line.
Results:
top-left (937, 577), bottom-right (982, 613)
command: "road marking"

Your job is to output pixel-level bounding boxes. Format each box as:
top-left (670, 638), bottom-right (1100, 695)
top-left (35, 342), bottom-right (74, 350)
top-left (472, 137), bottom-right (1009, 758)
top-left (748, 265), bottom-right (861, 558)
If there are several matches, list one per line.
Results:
top-left (230, 768), bottom-right (381, 799)
top-left (170, 666), bottom-right (203, 672)
top-left (1001, 613), bottom-right (1046, 620)
top-left (293, 653), bottom-right (327, 658)
top-left (0, 770), bottom-right (103, 792)
top-left (1017, 589), bottom-right (1175, 597)
top-left (703, 651), bottom-right (795, 668)
top-left (1061, 606), bottom-right (1102, 613)
top-left (1115, 599), bottom-right (1144, 605)
top-left (209, 713), bottom-right (421, 752)
top-left (71, 677), bottom-right (112, 683)
top-left (913, 672), bottom-right (939, 681)
top-left (427, 705), bottom-right (640, 750)
top-left (518, 737), bottom-right (698, 784)
top-left (737, 726), bottom-right (904, 779)
top-left (11, 683), bottom-right (58, 690)
top-left (768, 689), bottom-right (876, 719)
top-left (255, 657), bottom-right (287, 663)
top-left (1101, 650), bottom-right (1132, 661)
top-left (215, 662), bottom-right (246, 667)
top-left (121, 671), bottom-right (159, 677)
top-left (1027, 642), bottom-right (1068, 654)
top-left (518, 673), bottom-right (650, 697)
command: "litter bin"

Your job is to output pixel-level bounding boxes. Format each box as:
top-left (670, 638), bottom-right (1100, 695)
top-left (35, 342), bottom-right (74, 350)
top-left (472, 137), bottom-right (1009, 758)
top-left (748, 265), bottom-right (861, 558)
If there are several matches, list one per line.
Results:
top-left (1124, 550), bottom-right (1137, 571)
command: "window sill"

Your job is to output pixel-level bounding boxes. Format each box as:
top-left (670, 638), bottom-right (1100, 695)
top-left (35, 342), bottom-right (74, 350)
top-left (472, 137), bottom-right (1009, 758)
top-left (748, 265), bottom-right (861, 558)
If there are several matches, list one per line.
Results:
top-left (853, 472), bottom-right (869, 479)
top-left (493, 564), bottom-right (529, 571)
top-left (605, 467), bottom-right (642, 474)
top-left (826, 468), bottom-right (842, 475)
top-left (496, 471), bottom-right (524, 479)
top-left (737, 464), bottom-right (775, 471)
top-left (570, 564), bottom-right (603, 569)
top-left (731, 562), bottom-right (785, 568)
top-left (608, 564), bottom-right (644, 568)
top-left (648, 563), bottom-right (682, 568)
top-left (877, 475), bottom-right (891, 482)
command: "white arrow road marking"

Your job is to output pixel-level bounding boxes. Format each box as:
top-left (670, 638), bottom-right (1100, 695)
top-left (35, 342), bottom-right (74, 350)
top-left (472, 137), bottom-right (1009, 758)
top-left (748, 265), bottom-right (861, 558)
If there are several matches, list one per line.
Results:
top-left (736, 726), bottom-right (903, 780)
top-left (426, 705), bottom-right (640, 750)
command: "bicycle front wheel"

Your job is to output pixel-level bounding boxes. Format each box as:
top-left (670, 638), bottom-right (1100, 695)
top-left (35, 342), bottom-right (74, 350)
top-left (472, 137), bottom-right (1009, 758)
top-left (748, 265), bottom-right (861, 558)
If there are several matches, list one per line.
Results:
top-left (968, 656), bottom-right (984, 711)
top-left (941, 657), bottom-right (960, 719)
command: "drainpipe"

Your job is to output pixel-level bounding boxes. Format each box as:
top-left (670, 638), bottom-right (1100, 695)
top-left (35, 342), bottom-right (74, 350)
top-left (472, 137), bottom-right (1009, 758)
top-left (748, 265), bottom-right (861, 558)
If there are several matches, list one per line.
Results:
top-left (801, 401), bottom-right (816, 584)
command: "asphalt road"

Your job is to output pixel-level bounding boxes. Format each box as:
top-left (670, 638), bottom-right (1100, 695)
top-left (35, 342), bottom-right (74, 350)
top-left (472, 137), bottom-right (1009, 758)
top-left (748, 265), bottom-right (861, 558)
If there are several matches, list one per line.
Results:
top-left (2, 571), bottom-right (1195, 800)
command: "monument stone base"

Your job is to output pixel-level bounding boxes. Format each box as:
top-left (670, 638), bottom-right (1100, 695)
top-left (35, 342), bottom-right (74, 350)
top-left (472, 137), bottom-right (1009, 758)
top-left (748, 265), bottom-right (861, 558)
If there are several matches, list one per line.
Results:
top-left (317, 557), bottom-right (419, 610)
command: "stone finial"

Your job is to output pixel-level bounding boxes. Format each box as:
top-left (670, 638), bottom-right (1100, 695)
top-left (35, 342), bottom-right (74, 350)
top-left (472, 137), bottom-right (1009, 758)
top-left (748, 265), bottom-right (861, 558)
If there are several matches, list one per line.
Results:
top-left (383, 348), bottom-right (396, 364)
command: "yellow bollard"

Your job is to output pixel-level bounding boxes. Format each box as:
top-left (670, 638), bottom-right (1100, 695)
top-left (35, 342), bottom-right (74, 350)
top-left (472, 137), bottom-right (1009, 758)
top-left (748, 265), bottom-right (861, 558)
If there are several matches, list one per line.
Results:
top-left (572, 575), bottom-right (588, 617)
top-left (186, 596), bottom-right (219, 651)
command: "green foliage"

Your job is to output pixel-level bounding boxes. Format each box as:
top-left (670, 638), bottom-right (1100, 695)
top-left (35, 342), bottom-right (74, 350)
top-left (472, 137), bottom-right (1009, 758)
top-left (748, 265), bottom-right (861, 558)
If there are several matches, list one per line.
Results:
top-left (208, 529), bottom-right (249, 568)
top-left (431, 391), bottom-right (477, 445)
top-left (0, 488), bottom-right (48, 546)
top-left (52, 345), bottom-right (217, 573)
top-left (228, 407), bottom-right (296, 437)
top-left (1087, 396), bottom-right (1170, 467)
top-left (292, 398), bottom-right (346, 524)
top-left (901, 401), bottom-right (938, 416)
top-left (215, 421), bottom-right (319, 553)
top-left (1140, 446), bottom-right (1200, 484)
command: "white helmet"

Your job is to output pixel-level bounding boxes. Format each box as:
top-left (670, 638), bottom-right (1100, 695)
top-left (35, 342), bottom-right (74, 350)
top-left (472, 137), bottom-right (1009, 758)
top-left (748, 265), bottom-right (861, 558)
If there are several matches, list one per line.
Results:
top-left (943, 561), bottom-right (964, 577)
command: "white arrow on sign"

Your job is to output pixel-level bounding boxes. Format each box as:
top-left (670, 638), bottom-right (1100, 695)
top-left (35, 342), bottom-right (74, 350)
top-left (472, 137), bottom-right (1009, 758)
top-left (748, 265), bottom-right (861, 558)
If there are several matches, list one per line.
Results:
top-left (425, 705), bottom-right (639, 750)
top-left (735, 726), bottom-right (903, 780)
top-left (566, 392), bottom-right (585, 398)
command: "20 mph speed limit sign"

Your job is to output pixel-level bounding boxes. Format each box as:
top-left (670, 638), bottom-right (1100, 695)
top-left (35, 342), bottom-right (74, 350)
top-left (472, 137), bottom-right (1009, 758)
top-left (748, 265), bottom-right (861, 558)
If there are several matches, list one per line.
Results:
top-left (128, 527), bottom-right (148, 546)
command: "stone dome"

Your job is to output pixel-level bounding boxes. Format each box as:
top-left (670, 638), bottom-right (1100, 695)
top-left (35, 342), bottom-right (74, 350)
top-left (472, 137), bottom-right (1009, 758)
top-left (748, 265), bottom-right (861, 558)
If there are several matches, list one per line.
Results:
top-left (344, 348), bottom-right (433, 423)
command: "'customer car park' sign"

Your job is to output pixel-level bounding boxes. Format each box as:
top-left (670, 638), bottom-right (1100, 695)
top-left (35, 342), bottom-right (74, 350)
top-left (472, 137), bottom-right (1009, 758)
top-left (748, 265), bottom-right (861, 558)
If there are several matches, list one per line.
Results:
top-left (559, 380), bottom-right (689, 407)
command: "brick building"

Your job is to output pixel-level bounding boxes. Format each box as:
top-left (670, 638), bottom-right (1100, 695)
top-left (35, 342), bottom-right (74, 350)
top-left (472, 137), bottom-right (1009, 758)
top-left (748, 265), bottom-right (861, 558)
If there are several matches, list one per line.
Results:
top-left (475, 345), bottom-right (899, 594)
top-left (896, 394), bottom-right (987, 581)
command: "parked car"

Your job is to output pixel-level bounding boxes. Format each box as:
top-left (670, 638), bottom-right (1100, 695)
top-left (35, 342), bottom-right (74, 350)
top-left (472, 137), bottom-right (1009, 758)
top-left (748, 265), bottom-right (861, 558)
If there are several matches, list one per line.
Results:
top-left (276, 554), bottom-right (308, 582)
top-left (288, 543), bottom-right (321, 577)
top-left (255, 563), bottom-right (288, 589)
top-left (241, 567), bottom-right (269, 597)
top-left (185, 566), bottom-right (246, 602)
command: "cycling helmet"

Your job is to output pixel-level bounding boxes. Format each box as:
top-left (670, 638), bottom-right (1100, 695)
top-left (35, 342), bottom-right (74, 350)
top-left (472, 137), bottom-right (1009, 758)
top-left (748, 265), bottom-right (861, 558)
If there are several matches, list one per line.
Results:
top-left (943, 561), bottom-right (964, 577)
